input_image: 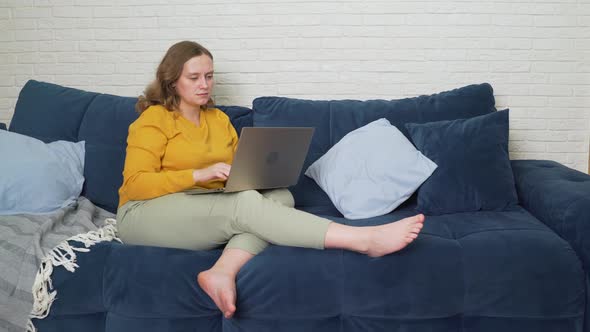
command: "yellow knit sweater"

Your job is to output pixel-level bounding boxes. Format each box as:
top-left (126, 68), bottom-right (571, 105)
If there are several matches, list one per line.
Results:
top-left (118, 105), bottom-right (238, 208)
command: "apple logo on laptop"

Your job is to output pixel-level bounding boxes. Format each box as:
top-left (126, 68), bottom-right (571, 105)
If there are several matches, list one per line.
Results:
top-left (266, 151), bottom-right (279, 165)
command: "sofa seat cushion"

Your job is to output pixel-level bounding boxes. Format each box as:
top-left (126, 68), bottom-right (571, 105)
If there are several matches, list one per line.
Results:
top-left (335, 205), bottom-right (585, 318)
top-left (43, 206), bottom-right (584, 331)
top-left (97, 236), bottom-right (464, 323)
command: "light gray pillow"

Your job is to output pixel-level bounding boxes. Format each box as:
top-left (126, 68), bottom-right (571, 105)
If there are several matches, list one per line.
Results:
top-left (305, 118), bottom-right (437, 219)
top-left (0, 130), bottom-right (85, 215)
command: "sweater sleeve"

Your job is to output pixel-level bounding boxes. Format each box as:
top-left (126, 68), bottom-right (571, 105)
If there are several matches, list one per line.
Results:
top-left (120, 108), bottom-right (195, 201)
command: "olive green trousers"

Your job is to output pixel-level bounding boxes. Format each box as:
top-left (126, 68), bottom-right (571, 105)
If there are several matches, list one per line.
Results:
top-left (116, 189), bottom-right (331, 255)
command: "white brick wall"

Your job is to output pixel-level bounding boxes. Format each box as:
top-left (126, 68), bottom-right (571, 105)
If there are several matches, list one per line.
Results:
top-left (1, 0), bottom-right (589, 172)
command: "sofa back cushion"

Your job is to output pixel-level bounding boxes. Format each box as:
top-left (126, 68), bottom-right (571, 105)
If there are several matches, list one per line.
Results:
top-left (10, 80), bottom-right (98, 143)
top-left (78, 100), bottom-right (253, 213)
top-left (78, 94), bottom-right (139, 213)
top-left (11, 80), bottom-right (253, 214)
top-left (406, 110), bottom-right (517, 215)
top-left (253, 83), bottom-right (496, 208)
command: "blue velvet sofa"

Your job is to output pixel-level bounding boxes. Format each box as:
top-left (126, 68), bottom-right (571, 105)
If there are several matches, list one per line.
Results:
top-left (6, 80), bottom-right (590, 332)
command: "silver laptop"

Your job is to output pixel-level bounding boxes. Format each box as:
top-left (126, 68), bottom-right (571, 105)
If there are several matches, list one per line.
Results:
top-left (184, 127), bottom-right (314, 195)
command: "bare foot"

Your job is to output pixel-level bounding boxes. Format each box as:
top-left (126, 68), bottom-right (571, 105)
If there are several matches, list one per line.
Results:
top-left (366, 214), bottom-right (425, 257)
top-left (197, 269), bottom-right (237, 318)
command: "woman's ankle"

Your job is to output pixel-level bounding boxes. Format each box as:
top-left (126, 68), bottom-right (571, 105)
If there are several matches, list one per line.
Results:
top-left (209, 248), bottom-right (255, 276)
top-left (353, 227), bottom-right (372, 254)
top-left (324, 223), bottom-right (372, 254)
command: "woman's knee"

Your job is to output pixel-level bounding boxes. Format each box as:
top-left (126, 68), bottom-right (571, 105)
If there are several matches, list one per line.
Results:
top-left (261, 188), bottom-right (295, 208)
top-left (231, 190), bottom-right (266, 230)
top-left (235, 189), bottom-right (263, 203)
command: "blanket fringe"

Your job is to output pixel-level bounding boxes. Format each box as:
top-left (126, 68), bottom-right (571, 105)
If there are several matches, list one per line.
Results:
top-left (27, 218), bottom-right (121, 332)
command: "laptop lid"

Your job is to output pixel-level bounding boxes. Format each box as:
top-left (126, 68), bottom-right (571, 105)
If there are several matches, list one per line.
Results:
top-left (224, 127), bottom-right (314, 192)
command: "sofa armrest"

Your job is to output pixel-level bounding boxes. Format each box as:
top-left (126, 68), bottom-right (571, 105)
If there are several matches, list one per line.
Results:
top-left (512, 160), bottom-right (590, 270)
top-left (0, 123), bottom-right (6, 130)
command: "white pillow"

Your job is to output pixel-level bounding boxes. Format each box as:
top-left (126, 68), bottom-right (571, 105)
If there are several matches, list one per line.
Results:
top-left (305, 118), bottom-right (437, 219)
top-left (0, 130), bottom-right (85, 215)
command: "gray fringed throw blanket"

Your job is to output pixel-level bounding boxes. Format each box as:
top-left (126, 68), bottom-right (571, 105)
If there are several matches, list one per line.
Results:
top-left (0, 197), bottom-right (119, 332)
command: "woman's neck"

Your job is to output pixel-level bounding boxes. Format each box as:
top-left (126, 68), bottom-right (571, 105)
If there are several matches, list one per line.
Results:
top-left (178, 104), bottom-right (201, 126)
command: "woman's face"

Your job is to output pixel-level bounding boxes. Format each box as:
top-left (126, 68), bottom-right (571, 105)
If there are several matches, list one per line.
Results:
top-left (175, 55), bottom-right (214, 110)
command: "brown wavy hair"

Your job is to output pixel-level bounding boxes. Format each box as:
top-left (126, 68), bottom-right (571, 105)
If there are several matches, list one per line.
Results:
top-left (136, 41), bottom-right (215, 114)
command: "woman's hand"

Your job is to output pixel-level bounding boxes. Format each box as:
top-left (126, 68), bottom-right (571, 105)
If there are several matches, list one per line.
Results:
top-left (193, 163), bottom-right (231, 183)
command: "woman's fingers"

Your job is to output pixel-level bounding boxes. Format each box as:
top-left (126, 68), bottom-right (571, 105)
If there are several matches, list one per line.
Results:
top-left (205, 163), bottom-right (231, 180)
top-left (216, 163), bottom-right (231, 177)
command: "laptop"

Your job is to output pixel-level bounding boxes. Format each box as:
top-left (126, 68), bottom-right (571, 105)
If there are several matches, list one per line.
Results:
top-left (184, 127), bottom-right (314, 195)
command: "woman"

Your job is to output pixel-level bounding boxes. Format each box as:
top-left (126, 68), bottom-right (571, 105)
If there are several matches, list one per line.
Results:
top-left (116, 40), bottom-right (425, 319)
